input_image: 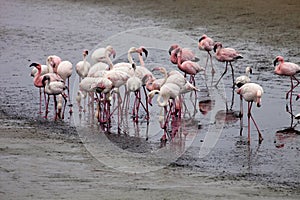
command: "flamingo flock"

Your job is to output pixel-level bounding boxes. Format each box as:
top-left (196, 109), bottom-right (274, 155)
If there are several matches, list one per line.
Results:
top-left (28, 34), bottom-right (300, 145)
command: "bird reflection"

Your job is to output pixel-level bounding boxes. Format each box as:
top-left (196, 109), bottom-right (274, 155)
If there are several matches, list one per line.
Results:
top-left (274, 127), bottom-right (299, 148)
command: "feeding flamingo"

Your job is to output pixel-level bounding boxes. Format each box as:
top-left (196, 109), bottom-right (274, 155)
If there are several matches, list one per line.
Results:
top-left (198, 34), bottom-right (215, 73)
top-left (168, 44), bottom-right (198, 64)
top-left (176, 47), bottom-right (205, 85)
top-left (274, 56), bottom-right (300, 101)
top-left (76, 50), bottom-right (91, 82)
top-left (42, 75), bottom-right (68, 120)
top-left (214, 42), bottom-right (243, 86)
top-left (237, 82), bottom-right (264, 144)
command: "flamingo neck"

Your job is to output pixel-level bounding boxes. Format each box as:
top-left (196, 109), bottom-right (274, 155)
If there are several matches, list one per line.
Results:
top-left (138, 53), bottom-right (145, 67)
top-left (127, 51), bottom-right (134, 64)
top-left (105, 49), bottom-right (114, 70)
top-left (157, 94), bottom-right (169, 107)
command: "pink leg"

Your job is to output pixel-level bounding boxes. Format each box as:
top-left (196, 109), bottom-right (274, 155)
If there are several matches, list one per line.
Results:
top-left (215, 62), bottom-right (228, 86)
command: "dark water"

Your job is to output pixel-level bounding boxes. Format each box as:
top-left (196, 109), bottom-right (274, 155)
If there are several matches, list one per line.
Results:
top-left (0, 0), bottom-right (300, 198)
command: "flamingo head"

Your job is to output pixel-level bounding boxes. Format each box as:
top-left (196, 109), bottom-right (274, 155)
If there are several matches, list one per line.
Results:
top-left (273, 56), bottom-right (284, 66)
top-left (138, 46), bottom-right (148, 58)
top-left (131, 63), bottom-right (137, 70)
top-left (213, 42), bottom-right (222, 52)
top-left (198, 34), bottom-right (207, 43)
top-left (83, 49), bottom-right (89, 57)
top-left (256, 90), bottom-right (263, 107)
top-left (29, 62), bottom-right (41, 69)
top-left (168, 44), bottom-right (179, 55)
top-left (106, 46), bottom-right (116, 59)
top-left (246, 66), bottom-right (253, 74)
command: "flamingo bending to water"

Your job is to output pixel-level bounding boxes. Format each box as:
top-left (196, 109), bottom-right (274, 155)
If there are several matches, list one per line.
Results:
top-left (214, 42), bottom-right (243, 86)
top-left (235, 66), bottom-right (252, 88)
top-left (168, 44), bottom-right (198, 64)
top-left (176, 47), bottom-right (205, 85)
top-left (237, 82), bottom-right (264, 144)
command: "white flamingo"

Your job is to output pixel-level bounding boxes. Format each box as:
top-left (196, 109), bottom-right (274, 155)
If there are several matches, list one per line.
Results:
top-left (237, 82), bottom-right (264, 144)
top-left (76, 50), bottom-right (91, 82)
top-left (42, 75), bottom-right (67, 120)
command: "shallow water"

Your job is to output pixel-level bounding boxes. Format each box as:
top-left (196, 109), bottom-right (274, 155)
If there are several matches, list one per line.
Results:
top-left (0, 0), bottom-right (300, 199)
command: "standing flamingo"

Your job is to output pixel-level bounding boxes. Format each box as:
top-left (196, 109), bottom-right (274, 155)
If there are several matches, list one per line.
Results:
top-left (55, 60), bottom-right (73, 112)
top-left (214, 42), bottom-right (243, 86)
top-left (29, 62), bottom-right (63, 114)
top-left (76, 50), bottom-right (91, 82)
top-left (235, 66), bottom-right (252, 88)
top-left (126, 63), bottom-right (144, 122)
top-left (168, 44), bottom-right (198, 64)
top-left (91, 45), bottom-right (116, 64)
top-left (176, 47), bottom-right (205, 85)
top-left (198, 34), bottom-right (215, 73)
top-left (237, 82), bottom-right (264, 144)
top-left (42, 75), bottom-right (68, 120)
top-left (88, 46), bottom-right (116, 77)
top-left (274, 56), bottom-right (300, 100)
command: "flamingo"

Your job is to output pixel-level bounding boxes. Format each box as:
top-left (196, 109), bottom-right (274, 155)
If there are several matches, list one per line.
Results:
top-left (125, 63), bottom-right (144, 121)
top-left (42, 75), bottom-right (68, 120)
top-left (46, 55), bottom-right (61, 70)
top-left (235, 66), bottom-right (252, 88)
top-left (30, 64), bottom-right (53, 77)
top-left (87, 46), bottom-right (116, 77)
top-left (198, 34), bottom-right (215, 73)
top-left (76, 50), bottom-right (91, 82)
top-left (214, 42), bottom-right (243, 86)
top-left (237, 82), bottom-right (264, 144)
top-left (91, 45), bottom-right (116, 64)
top-left (274, 56), bottom-right (300, 100)
top-left (29, 62), bottom-right (63, 114)
top-left (176, 47), bottom-right (205, 85)
top-left (168, 44), bottom-right (198, 64)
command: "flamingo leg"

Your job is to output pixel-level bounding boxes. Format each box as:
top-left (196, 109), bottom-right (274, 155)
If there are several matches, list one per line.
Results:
top-left (230, 62), bottom-right (235, 87)
top-left (68, 78), bottom-right (73, 114)
top-left (215, 62), bottom-right (228, 86)
top-left (247, 101), bottom-right (252, 144)
top-left (239, 94), bottom-right (243, 136)
top-left (208, 51), bottom-right (215, 74)
top-left (45, 94), bottom-right (50, 119)
top-left (54, 95), bottom-right (58, 120)
top-left (248, 101), bottom-right (263, 144)
top-left (143, 86), bottom-right (150, 120)
top-left (39, 88), bottom-right (42, 114)
top-left (62, 93), bottom-right (67, 119)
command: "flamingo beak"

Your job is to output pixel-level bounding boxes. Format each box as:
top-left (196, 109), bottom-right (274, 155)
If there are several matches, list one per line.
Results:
top-left (112, 50), bottom-right (116, 59)
top-left (29, 62), bottom-right (38, 67)
top-left (273, 58), bottom-right (278, 66)
top-left (142, 48), bottom-right (148, 58)
top-left (256, 97), bottom-right (261, 107)
top-left (296, 94), bottom-right (300, 101)
top-left (213, 44), bottom-right (217, 53)
top-left (198, 37), bottom-right (204, 43)
top-left (168, 46), bottom-right (175, 55)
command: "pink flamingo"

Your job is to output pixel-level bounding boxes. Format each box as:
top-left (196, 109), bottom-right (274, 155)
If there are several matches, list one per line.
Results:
top-left (237, 82), bottom-right (264, 144)
top-left (214, 42), bottom-right (243, 86)
top-left (42, 75), bottom-right (68, 120)
top-left (176, 47), bottom-right (205, 85)
top-left (274, 56), bottom-right (300, 100)
top-left (168, 44), bottom-right (197, 64)
top-left (198, 34), bottom-right (215, 73)
top-left (29, 62), bottom-right (63, 114)
top-left (76, 50), bottom-right (91, 82)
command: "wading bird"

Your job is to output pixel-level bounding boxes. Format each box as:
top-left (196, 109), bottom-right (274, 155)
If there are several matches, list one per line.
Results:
top-left (237, 82), bottom-right (264, 144)
top-left (198, 34), bottom-right (215, 73)
top-left (214, 42), bottom-right (243, 86)
top-left (274, 56), bottom-right (300, 101)
top-left (76, 50), bottom-right (91, 82)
